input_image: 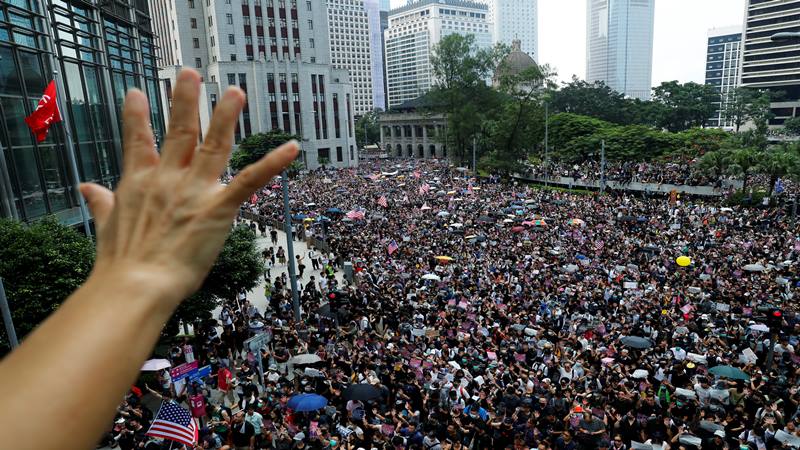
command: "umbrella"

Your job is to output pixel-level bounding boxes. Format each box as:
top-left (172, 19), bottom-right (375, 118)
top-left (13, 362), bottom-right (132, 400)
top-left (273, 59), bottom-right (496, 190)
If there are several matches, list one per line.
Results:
top-left (343, 384), bottom-right (381, 401)
top-left (436, 190), bottom-right (447, 196)
top-left (503, 218), bottom-right (514, 223)
top-left (290, 354), bottom-right (322, 365)
top-left (568, 218), bottom-right (585, 226)
top-left (287, 393), bottom-right (328, 412)
top-left (292, 213), bottom-right (309, 220)
top-left (749, 323), bottom-right (769, 332)
top-left (435, 255), bottom-right (454, 262)
top-left (326, 208), bottom-right (344, 214)
top-left (743, 263), bottom-right (766, 272)
top-left (620, 336), bottom-right (652, 349)
top-left (141, 359), bottom-right (171, 371)
top-left (449, 223), bottom-right (464, 228)
top-left (709, 365), bottom-right (750, 381)
top-left (632, 369), bottom-right (649, 379)
top-left (477, 216), bottom-right (494, 224)
top-left (511, 226), bottom-right (525, 233)
top-left (437, 211), bottom-right (451, 217)
top-left (421, 273), bottom-right (441, 281)
top-left (532, 219), bottom-right (547, 226)
top-left (303, 217), bottom-right (314, 223)
top-left (564, 264), bottom-right (579, 273)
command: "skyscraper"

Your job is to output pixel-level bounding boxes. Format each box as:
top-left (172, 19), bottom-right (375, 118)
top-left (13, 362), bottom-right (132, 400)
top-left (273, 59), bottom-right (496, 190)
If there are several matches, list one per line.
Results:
top-left (364, 0), bottom-right (388, 111)
top-left (385, 0), bottom-right (491, 107)
top-left (585, 0), bottom-right (655, 100)
top-left (1, 0), bottom-right (165, 225)
top-left (148, 0), bottom-right (358, 169)
top-left (483, 0), bottom-right (539, 61)
top-left (327, 0), bottom-right (380, 117)
top-left (705, 26), bottom-right (742, 129)
top-left (740, 0), bottom-right (800, 128)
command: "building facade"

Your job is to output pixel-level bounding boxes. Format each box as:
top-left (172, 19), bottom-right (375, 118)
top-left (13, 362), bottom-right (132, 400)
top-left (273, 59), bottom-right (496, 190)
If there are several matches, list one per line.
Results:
top-left (585, 0), bottom-right (655, 100)
top-left (705, 26), bottom-right (742, 129)
top-left (149, 0), bottom-right (358, 169)
top-left (483, 0), bottom-right (538, 61)
top-left (384, 0), bottom-right (491, 108)
top-left (740, 0), bottom-right (800, 127)
top-left (327, 0), bottom-right (378, 117)
top-left (363, 0), bottom-right (387, 112)
top-left (0, 0), bottom-right (165, 225)
top-left (379, 101), bottom-right (448, 159)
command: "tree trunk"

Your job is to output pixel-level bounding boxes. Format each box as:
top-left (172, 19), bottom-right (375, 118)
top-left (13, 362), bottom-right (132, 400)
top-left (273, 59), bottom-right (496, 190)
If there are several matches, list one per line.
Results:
top-left (768, 175), bottom-right (778, 197)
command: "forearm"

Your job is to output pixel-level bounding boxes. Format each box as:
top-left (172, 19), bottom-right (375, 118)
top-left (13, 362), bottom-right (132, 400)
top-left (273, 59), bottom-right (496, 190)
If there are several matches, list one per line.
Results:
top-left (0, 269), bottom-right (176, 450)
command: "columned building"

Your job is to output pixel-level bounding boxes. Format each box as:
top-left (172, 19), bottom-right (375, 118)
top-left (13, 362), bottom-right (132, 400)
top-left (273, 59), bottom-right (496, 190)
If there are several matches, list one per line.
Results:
top-left (149, 0), bottom-right (358, 169)
top-left (0, 0), bottom-right (165, 225)
top-left (585, 0), bottom-right (655, 100)
top-left (705, 26), bottom-right (742, 129)
top-left (384, 0), bottom-right (491, 108)
top-left (379, 96), bottom-right (448, 159)
top-left (740, 0), bottom-right (800, 128)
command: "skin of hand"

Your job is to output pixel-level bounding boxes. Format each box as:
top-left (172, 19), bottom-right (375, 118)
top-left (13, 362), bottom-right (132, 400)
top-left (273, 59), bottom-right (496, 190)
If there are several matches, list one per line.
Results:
top-left (0, 69), bottom-right (297, 450)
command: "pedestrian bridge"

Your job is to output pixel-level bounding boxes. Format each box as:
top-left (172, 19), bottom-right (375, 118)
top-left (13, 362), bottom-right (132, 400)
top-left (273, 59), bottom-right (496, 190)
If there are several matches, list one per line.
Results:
top-left (513, 174), bottom-right (743, 197)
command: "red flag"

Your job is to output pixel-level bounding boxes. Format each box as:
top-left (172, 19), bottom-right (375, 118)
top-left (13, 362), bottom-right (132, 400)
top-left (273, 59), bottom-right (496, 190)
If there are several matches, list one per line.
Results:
top-left (25, 80), bottom-right (62, 143)
top-left (250, 193), bottom-right (258, 204)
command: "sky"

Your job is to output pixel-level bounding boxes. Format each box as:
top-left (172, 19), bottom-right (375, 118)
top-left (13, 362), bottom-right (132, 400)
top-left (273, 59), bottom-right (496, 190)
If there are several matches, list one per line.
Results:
top-left (389, 0), bottom-right (746, 86)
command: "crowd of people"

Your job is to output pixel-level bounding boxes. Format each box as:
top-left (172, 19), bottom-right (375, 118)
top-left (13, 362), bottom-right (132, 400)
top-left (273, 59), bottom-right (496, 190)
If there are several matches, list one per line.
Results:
top-left (106, 160), bottom-right (799, 450)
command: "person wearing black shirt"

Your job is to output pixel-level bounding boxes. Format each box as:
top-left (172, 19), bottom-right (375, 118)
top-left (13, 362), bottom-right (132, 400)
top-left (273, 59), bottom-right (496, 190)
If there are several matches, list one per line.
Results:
top-left (231, 411), bottom-right (256, 450)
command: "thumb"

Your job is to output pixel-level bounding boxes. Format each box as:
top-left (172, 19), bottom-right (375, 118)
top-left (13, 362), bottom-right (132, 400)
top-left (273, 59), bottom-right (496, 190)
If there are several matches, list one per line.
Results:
top-left (79, 182), bottom-right (115, 229)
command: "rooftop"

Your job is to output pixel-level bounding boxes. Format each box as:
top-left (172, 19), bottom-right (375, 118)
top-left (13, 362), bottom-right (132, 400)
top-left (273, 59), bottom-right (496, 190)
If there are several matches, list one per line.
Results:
top-left (389, 0), bottom-right (488, 16)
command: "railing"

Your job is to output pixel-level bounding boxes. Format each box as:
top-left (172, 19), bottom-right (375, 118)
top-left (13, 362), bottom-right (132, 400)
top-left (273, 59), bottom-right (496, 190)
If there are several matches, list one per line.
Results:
top-left (513, 173), bottom-right (743, 197)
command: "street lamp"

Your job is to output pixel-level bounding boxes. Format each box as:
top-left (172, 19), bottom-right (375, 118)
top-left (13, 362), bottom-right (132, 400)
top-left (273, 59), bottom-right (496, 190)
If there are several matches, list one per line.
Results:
top-left (770, 32), bottom-right (800, 42)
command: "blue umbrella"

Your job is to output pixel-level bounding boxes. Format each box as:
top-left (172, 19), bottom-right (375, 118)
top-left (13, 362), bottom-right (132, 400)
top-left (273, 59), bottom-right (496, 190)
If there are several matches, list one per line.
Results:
top-left (316, 216), bottom-right (331, 222)
top-left (287, 393), bottom-right (328, 412)
top-left (326, 207), bottom-right (344, 214)
top-left (292, 213), bottom-right (309, 221)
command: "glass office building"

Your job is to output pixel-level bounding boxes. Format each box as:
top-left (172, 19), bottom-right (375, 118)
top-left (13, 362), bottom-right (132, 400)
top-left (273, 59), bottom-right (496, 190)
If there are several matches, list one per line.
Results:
top-left (0, 0), bottom-right (164, 227)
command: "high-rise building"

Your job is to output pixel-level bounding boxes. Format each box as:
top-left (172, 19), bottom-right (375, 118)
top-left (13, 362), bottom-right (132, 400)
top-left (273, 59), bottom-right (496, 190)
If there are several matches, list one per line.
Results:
top-left (385, 0), bottom-right (491, 107)
top-left (149, 0), bottom-right (358, 169)
top-left (0, 0), bottom-right (165, 225)
top-left (327, 0), bottom-right (378, 117)
top-left (364, 0), bottom-right (388, 111)
top-left (705, 26), bottom-right (742, 129)
top-left (483, 0), bottom-right (539, 60)
top-left (585, 0), bottom-right (655, 100)
top-left (740, 0), bottom-right (800, 128)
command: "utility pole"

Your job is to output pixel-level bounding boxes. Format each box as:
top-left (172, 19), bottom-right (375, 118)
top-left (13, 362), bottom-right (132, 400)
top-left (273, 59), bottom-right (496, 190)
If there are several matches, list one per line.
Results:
top-left (544, 102), bottom-right (549, 187)
top-left (0, 278), bottom-right (19, 349)
top-left (600, 139), bottom-right (607, 193)
top-left (43, 2), bottom-right (92, 237)
top-left (281, 171), bottom-right (301, 322)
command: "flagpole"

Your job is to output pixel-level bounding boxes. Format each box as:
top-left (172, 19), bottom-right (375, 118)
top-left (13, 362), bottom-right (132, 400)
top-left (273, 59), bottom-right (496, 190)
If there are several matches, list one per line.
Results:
top-left (42, 1), bottom-right (93, 238)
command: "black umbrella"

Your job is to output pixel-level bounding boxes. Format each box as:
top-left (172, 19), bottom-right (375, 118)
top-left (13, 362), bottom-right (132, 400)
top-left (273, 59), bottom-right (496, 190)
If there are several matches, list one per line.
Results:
top-left (343, 383), bottom-right (381, 401)
top-left (477, 216), bottom-right (495, 224)
top-left (620, 336), bottom-right (652, 349)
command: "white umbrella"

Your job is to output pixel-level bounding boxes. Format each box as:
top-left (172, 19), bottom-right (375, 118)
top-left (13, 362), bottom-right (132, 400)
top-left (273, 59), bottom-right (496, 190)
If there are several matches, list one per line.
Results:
top-left (449, 223), bottom-right (464, 228)
top-left (290, 354), bottom-right (322, 365)
top-left (503, 218), bottom-right (514, 223)
top-left (564, 264), bottom-right (579, 273)
top-left (632, 369), bottom-right (649, 379)
top-left (141, 359), bottom-right (171, 371)
top-left (437, 211), bottom-right (451, 217)
top-left (743, 263), bottom-right (766, 272)
top-left (448, 361), bottom-right (462, 370)
top-left (749, 323), bottom-right (769, 332)
top-left (421, 273), bottom-right (441, 281)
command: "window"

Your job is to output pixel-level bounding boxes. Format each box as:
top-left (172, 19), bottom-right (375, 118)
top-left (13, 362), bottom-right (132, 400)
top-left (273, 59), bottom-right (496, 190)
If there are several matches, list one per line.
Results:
top-left (292, 93), bottom-right (299, 101)
top-left (229, 34), bottom-right (235, 45)
top-left (336, 147), bottom-right (343, 162)
top-left (195, 57), bottom-right (202, 68)
top-left (226, 13), bottom-right (233, 24)
top-left (244, 16), bottom-right (251, 26)
top-left (245, 36), bottom-right (252, 45)
top-left (230, 54), bottom-right (237, 61)
top-left (309, 38), bottom-right (315, 48)
top-left (291, 73), bottom-right (298, 83)
top-left (210, 36), bottom-right (215, 47)
top-left (228, 74), bottom-right (236, 85)
top-left (307, 19), bottom-right (313, 30)
top-left (208, 16), bottom-right (213, 27)
top-left (211, 75), bottom-right (216, 83)
top-left (193, 38), bottom-right (200, 48)
top-left (306, 1), bottom-right (311, 11)
top-left (191, 18), bottom-right (197, 28)
top-left (189, 0), bottom-right (195, 7)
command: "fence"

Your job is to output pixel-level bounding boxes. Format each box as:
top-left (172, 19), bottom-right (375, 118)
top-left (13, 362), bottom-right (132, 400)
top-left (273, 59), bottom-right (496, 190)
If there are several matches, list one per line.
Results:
top-left (513, 173), bottom-right (743, 197)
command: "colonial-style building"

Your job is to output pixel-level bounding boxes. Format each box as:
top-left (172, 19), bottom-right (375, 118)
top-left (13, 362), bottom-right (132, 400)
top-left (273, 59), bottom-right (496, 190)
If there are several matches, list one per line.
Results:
top-left (378, 96), bottom-right (447, 159)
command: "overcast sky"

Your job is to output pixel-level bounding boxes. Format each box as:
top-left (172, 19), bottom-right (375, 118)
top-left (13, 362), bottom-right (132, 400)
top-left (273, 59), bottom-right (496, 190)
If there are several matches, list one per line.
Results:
top-left (389, 0), bottom-right (746, 86)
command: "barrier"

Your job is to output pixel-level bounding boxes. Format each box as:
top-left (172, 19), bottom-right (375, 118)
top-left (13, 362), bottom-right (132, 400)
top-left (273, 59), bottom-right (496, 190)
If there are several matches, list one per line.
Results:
top-left (513, 173), bottom-right (743, 197)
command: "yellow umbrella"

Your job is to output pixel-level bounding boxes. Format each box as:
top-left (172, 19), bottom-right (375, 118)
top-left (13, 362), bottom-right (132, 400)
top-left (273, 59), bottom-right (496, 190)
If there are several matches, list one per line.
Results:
top-left (447, 190), bottom-right (457, 195)
top-left (435, 255), bottom-right (454, 262)
top-left (676, 256), bottom-right (691, 267)
top-left (303, 217), bottom-right (314, 223)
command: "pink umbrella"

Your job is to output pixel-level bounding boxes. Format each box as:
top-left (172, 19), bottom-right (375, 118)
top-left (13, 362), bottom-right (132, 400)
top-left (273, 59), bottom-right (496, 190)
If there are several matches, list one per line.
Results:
top-left (512, 226), bottom-right (525, 233)
top-left (522, 221), bottom-right (535, 227)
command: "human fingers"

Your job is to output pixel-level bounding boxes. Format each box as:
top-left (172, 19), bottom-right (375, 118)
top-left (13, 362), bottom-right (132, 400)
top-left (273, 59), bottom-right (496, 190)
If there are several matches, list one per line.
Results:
top-left (191, 87), bottom-right (245, 180)
top-left (220, 140), bottom-right (299, 207)
top-left (160, 70), bottom-right (201, 169)
top-left (121, 90), bottom-right (158, 172)
top-left (79, 183), bottom-right (114, 230)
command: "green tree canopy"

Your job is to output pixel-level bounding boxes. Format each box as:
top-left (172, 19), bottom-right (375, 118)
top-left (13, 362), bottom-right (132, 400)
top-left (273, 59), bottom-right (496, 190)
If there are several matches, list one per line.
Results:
top-left (651, 81), bottom-right (720, 132)
top-left (548, 77), bottom-right (651, 125)
top-left (758, 146), bottom-right (800, 196)
top-left (548, 113), bottom-right (613, 153)
top-left (0, 218), bottom-right (95, 353)
top-left (230, 130), bottom-right (301, 172)
top-left (355, 109), bottom-right (381, 149)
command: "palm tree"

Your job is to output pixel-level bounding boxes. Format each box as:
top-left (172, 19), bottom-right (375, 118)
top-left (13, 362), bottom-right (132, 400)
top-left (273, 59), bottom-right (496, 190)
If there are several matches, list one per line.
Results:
top-left (727, 148), bottom-right (760, 192)
top-left (758, 145), bottom-right (800, 196)
top-left (697, 149), bottom-right (731, 182)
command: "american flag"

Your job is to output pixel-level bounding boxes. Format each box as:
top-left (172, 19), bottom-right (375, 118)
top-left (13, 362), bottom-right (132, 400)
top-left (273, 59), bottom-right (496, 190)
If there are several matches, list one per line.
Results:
top-left (346, 210), bottom-right (365, 220)
top-left (368, 173), bottom-right (381, 181)
top-left (145, 401), bottom-right (198, 447)
top-left (419, 183), bottom-right (430, 195)
top-left (250, 193), bottom-right (258, 204)
top-left (387, 240), bottom-right (399, 255)
top-left (413, 170), bottom-right (421, 179)
top-left (377, 195), bottom-right (388, 208)
top-left (467, 183), bottom-right (474, 195)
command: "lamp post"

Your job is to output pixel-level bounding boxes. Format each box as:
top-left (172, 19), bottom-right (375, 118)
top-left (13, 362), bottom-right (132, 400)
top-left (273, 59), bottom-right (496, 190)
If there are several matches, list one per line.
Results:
top-left (281, 171), bottom-right (301, 322)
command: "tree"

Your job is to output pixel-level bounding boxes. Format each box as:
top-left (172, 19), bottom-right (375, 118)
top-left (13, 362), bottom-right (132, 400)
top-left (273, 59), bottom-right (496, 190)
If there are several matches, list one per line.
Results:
top-left (548, 77), bottom-right (649, 125)
top-left (758, 146), bottom-right (800, 196)
top-left (429, 33), bottom-right (506, 165)
top-left (0, 218), bottom-right (95, 354)
top-left (727, 147), bottom-right (760, 191)
top-left (164, 225), bottom-right (265, 337)
top-left (547, 113), bottom-right (612, 156)
top-left (676, 128), bottom-right (732, 156)
top-left (355, 110), bottom-right (381, 149)
top-left (230, 130), bottom-right (301, 171)
top-left (651, 81), bottom-right (720, 132)
top-left (697, 149), bottom-right (732, 181)
top-left (723, 87), bottom-right (773, 133)
top-left (783, 116), bottom-right (800, 135)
